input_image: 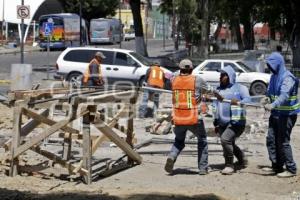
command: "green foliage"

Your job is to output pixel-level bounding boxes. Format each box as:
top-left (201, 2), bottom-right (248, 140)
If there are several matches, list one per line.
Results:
top-left (159, 0), bottom-right (202, 44)
top-left (57, 0), bottom-right (119, 21)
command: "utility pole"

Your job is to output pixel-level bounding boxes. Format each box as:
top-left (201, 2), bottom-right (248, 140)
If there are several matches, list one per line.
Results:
top-left (119, 0), bottom-right (122, 48)
top-left (145, 2), bottom-right (148, 49)
top-left (172, 0), bottom-right (178, 50)
top-left (79, 0), bottom-right (82, 46)
top-left (1, 0), bottom-right (4, 46)
top-left (20, 0), bottom-right (24, 64)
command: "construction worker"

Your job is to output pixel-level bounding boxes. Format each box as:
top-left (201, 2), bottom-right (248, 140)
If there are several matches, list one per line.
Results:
top-left (211, 65), bottom-right (250, 175)
top-left (139, 64), bottom-right (165, 118)
top-left (82, 51), bottom-right (105, 87)
top-left (164, 59), bottom-right (213, 175)
top-left (262, 52), bottom-right (299, 178)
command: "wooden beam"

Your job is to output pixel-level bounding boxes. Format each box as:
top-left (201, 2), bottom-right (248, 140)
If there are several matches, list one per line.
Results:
top-left (9, 104), bottom-right (22, 177)
top-left (30, 146), bottom-right (88, 175)
top-left (94, 119), bottom-right (142, 164)
top-left (72, 106), bottom-right (129, 174)
top-left (22, 108), bottom-right (79, 134)
top-left (22, 109), bottom-right (50, 136)
top-left (13, 119), bottom-right (72, 158)
top-left (82, 107), bottom-right (92, 184)
top-left (126, 97), bottom-right (136, 164)
top-left (4, 109), bottom-right (49, 151)
top-left (13, 110), bottom-right (87, 158)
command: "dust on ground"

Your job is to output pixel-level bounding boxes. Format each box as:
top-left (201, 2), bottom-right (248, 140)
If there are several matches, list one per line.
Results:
top-left (0, 97), bottom-right (300, 200)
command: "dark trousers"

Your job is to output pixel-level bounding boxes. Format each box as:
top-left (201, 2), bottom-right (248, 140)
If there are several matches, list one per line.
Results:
top-left (172, 120), bottom-right (208, 171)
top-left (219, 124), bottom-right (245, 166)
top-left (266, 115), bottom-right (297, 174)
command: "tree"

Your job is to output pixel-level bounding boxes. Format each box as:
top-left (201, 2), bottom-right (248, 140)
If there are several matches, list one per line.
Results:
top-left (58, 0), bottom-right (119, 22)
top-left (129, 0), bottom-right (148, 56)
top-left (289, 0), bottom-right (300, 69)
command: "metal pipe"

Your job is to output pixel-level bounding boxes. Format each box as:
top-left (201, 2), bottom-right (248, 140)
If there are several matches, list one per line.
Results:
top-left (141, 86), bottom-right (264, 108)
top-left (20, 0), bottom-right (24, 64)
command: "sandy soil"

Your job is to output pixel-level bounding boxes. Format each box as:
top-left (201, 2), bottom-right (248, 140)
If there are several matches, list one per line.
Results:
top-left (0, 98), bottom-right (300, 200)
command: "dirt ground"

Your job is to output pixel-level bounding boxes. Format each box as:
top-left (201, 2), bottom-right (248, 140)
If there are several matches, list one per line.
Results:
top-left (0, 95), bottom-right (300, 200)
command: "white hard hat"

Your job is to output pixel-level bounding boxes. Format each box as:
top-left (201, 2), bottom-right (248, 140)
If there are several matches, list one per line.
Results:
top-left (179, 59), bottom-right (193, 69)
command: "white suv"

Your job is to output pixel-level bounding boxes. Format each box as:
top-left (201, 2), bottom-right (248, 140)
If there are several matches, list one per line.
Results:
top-left (54, 47), bottom-right (171, 87)
top-left (192, 59), bottom-right (271, 95)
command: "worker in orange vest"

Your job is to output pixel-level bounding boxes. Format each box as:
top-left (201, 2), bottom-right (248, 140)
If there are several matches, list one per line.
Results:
top-left (82, 51), bottom-right (105, 87)
top-left (139, 64), bottom-right (166, 118)
top-left (164, 59), bottom-right (215, 175)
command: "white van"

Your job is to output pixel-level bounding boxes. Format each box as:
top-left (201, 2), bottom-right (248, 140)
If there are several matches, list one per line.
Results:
top-left (90, 18), bottom-right (123, 44)
top-left (54, 47), bottom-right (172, 88)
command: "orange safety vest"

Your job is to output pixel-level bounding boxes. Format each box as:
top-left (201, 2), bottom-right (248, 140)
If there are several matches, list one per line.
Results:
top-left (147, 66), bottom-right (164, 88)
top-left (172, 75), bottom-right (198, 125)
top-left (82, 58), bottom-right (102, 84)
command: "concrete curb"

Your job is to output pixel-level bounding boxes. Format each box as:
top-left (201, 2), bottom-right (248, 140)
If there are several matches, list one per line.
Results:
top-left (0, 47), bottom-right (42, 55)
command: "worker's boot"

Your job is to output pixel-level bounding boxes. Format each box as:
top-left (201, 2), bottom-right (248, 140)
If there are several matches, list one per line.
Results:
top-left (221, 157), bottom-right (234, 175)
top-left (164, 146), bottom-right (179, 174)
top-left (164, 157), bottom-right (175, 174)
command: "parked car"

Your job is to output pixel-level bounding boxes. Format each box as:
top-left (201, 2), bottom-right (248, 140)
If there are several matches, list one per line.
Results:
top-left (54, 47), bottom-right (172, 88)
top-left (192, 59), bottom-right (271, 95)
top-left (146, 56), bottom-right (178, 72)
top-left (124, 30), bottom-right (135, 41)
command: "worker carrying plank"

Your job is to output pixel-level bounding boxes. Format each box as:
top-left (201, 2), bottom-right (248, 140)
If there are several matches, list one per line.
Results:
top-left (164, 59), bottom-right (222, 175)
top-left (261, 52), bottom-right (300, 178)
top-left (206, 65), bottom-right (251, 175)
top-left (138, 63), bottom-right (167, 118)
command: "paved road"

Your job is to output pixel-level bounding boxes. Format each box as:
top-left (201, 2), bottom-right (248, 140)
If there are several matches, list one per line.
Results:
top-left (0, 39), bottom-right (179, 74)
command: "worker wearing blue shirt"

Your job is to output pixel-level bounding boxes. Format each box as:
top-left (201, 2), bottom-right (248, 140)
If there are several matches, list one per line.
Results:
top-left (262, 52), bottom-right (300, 178)
top-left (212, 65), bottom-right (251, 175)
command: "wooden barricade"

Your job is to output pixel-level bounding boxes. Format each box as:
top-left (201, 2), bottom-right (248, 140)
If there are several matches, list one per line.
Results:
top-left (4, 88), bottom-right (142, 184)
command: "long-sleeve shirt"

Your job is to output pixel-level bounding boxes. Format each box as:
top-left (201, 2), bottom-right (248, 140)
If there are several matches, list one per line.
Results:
top-left (271, 76), bottom-right (295, 108)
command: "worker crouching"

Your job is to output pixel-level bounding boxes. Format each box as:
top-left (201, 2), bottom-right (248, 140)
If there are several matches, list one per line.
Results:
top-left (212, 65), bottom-right (251, 175)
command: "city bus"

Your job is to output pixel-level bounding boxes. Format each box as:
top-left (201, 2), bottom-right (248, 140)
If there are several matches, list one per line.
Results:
top-left (38, 13), bottom-right (88, 49)
top-left (90, 18), bottom-right (123, 44)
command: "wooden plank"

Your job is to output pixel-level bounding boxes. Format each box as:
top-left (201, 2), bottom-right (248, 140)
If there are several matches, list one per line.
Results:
top-left (13, 119), bottom-right (72, 158)
top-left (126, 97), bottom-right (136, 164)
top-left (94, 119), bottom-right (142, 164)
top-left (72, 106), bottom-right (128, 174)
top-left (82, 108), bottom-right (92, 184)
top-left (9, 104), bottom-right (22, 176)
top-left (31, 146), bottom-right (88, 175)
top-left (22, 109), bottom-right (50, 136)
top-left (22, 108), bottom-right (79, 134)
top-left (4, 109), bottom-right (49, 151)
top-left (13, 110), bottom-right (87, 158)
top-left (62, 132), bottom-right (72, 160)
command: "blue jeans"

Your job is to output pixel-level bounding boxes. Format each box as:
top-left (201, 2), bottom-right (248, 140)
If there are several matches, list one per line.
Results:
top-left (171, 120), bottom-right (208, 171)
top-left (138, 89), bottom-right (160, 118)
top-left (266, 115), bottom-right (297, 174)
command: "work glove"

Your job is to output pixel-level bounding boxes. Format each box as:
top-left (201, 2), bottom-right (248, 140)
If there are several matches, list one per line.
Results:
top-left (231, 98), bottom-right (239, 105)
top-left (260, 96), bottom-right (270, 105)
top-left (202, 94), bottom-right (212, 102)
top-left (213, 90), bottom-right (224, 101)
top-left (264, 103), bottom-right (273, 111)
